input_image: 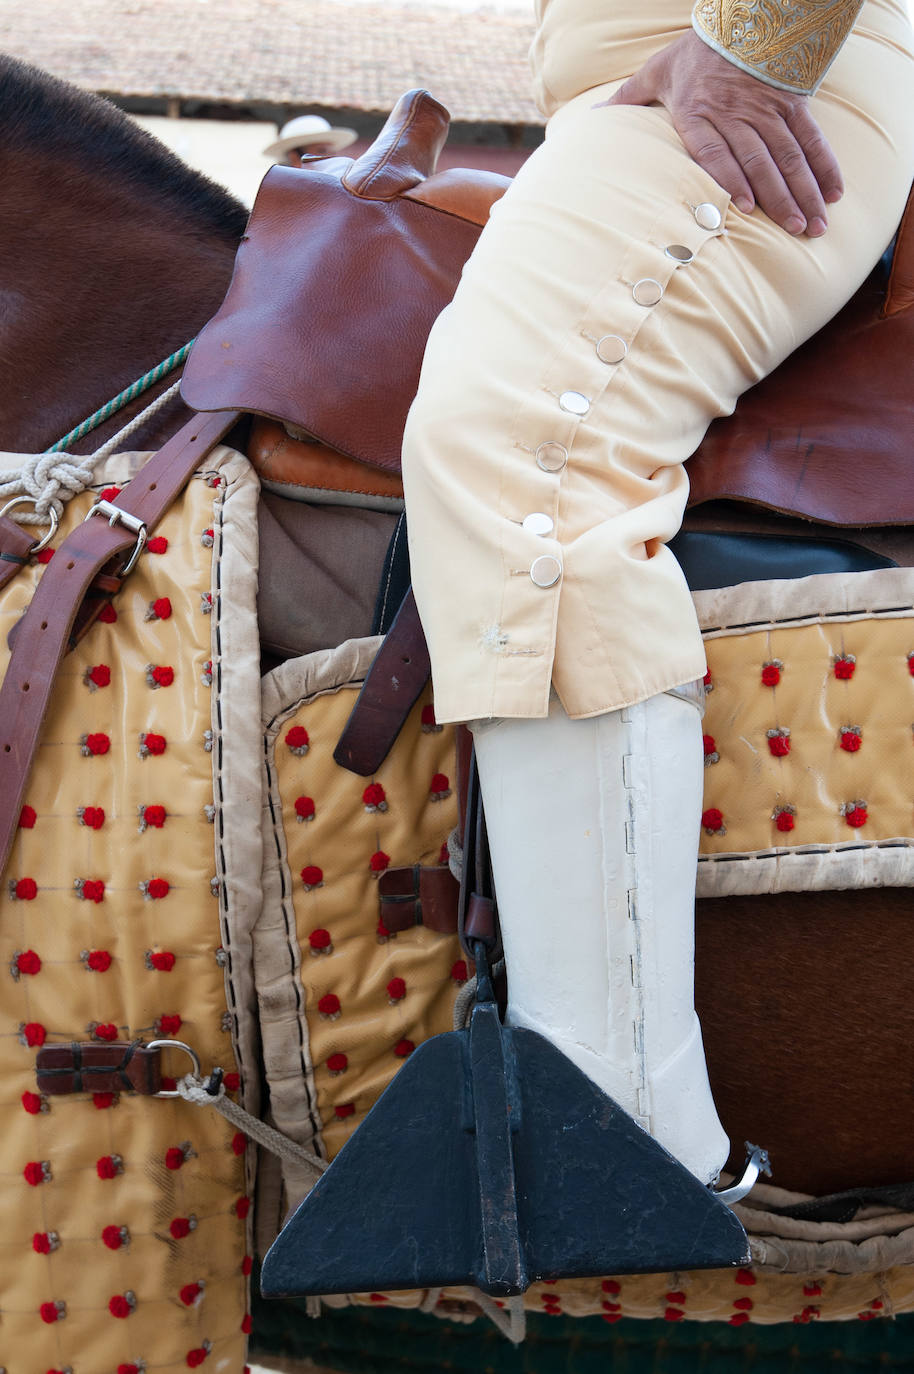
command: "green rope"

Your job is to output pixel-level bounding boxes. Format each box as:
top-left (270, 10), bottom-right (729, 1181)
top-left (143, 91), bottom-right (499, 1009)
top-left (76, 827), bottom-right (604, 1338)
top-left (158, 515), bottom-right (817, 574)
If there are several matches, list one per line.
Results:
top-left (44, 339), bottom-right (195, 453)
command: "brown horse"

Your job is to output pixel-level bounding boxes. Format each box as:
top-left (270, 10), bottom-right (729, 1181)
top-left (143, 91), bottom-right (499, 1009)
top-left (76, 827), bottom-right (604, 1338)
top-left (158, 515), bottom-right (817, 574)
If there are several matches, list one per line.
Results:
top-left (2, 53), bottom-right (913, 1209)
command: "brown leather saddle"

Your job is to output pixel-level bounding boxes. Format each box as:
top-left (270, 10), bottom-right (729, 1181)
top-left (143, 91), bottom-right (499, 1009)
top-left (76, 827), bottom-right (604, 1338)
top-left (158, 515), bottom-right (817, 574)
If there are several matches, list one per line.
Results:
top-left (183, 87), bottom-right (914, 535)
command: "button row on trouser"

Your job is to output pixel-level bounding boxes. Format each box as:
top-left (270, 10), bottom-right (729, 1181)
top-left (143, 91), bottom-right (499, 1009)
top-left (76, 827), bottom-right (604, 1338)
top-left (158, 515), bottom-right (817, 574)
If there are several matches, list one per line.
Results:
top-left (530, 554), bottom-right (562, 588)
top-left (535, 442), bottom-right (567, 473)
top-left (693, 202), bottom-right (722, 231)
top-left (522, 512), bottom-right (555, 536)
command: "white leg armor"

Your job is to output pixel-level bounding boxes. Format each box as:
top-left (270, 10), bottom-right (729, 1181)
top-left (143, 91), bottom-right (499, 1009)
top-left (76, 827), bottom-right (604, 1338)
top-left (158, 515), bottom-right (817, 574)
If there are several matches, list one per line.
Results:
top-left (470, 686), bottom-right (729, 1185)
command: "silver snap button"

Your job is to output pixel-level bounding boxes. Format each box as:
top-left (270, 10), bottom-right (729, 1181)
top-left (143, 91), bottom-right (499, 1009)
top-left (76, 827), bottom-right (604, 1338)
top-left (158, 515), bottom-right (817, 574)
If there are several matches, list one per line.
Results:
top-left (632, 278), bottom-right (663, 307)
top-left (530, 555), bottom-right (562, 588)
top-left (665, 244), bottom-right (694, 263)
top-left (522, 512), bottom-right (554, 536)
top-left (596, 334), bottom-right (628, 365)
top-left (694, 202), bottom-right (722, 231)
top-left (535, 442), bottom-right (568, 473)
top-left (559, 390), bottom-right (591, 416)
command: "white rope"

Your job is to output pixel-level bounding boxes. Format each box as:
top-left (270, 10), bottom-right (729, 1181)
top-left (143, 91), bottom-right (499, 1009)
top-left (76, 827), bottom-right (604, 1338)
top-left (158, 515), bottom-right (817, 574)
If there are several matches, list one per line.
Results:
top-left (176, 1072), bottom-right (328, 1183)
top-left (0, 378), bottom-right (184, 526)
top-left (470, 1289), bottom-right (527, 1344)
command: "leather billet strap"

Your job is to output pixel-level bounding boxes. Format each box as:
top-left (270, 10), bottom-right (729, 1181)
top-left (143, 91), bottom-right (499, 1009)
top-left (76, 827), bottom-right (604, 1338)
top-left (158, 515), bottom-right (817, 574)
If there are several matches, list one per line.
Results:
top-left (36, 1040), bottom-right (162, 1096)
top-left (333, 587), bottom-right (431, 775)
top-left (378, 863), bottom-right (459, 934)
top-left (0, 514), bottom-right (38, 592)
top-left (0, 409), bottom-right (241, 880)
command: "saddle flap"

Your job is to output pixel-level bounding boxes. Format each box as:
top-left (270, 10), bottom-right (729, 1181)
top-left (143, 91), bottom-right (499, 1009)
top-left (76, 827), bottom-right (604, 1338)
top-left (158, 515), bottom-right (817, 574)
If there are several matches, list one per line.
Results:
top-left (181, 91), bottom-right (501, 474)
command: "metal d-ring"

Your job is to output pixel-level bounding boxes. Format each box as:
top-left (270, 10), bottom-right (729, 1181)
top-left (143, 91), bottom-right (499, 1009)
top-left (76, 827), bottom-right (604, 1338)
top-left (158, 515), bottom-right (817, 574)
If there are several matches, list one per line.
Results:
top-left (148, 1038), bottom-right (202, 1097)
top-left (0, 495), bottom-right (60, 554)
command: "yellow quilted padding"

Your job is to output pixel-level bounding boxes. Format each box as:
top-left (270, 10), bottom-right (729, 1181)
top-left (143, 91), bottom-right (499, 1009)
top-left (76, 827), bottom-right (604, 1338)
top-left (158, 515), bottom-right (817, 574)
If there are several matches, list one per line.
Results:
top-left (0, 454), bottom-right (250, 1374)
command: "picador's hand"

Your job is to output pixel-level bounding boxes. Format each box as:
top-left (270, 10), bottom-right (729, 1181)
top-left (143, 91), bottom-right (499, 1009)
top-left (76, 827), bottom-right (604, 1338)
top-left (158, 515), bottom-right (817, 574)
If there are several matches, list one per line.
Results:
top-left (597, 30), bottom-right (844, 237)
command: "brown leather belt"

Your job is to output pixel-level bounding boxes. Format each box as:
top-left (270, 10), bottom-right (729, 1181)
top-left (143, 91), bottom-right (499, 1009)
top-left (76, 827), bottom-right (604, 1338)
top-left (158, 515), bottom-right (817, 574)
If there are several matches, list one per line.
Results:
top-left (0, 409), bottom-right (241, 879)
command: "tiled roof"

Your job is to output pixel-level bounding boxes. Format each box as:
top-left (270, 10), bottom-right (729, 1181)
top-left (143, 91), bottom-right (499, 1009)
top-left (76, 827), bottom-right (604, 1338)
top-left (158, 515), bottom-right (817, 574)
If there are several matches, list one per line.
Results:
top-left (0, 0), bottom-right (543, 125)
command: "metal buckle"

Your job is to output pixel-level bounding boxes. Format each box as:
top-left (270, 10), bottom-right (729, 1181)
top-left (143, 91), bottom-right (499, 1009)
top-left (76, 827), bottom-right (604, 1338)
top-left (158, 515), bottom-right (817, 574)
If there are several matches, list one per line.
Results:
top-left (148, 1038), bottom-right (203, 1097)
top-left (84, 498), bottom-right (148, 575)
top-left (0, 495), bottom-right (59, 555)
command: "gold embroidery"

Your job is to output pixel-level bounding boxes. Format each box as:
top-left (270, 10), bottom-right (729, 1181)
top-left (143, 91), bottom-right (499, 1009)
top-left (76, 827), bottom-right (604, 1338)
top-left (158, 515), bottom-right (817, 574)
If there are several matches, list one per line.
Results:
top-left (692, 0), bottom-right (864, 93)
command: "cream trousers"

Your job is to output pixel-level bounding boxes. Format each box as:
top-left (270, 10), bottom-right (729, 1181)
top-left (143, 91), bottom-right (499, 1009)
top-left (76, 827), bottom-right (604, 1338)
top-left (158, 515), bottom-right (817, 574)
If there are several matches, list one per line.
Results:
top-left (402, 0), bottom-right (914, 723)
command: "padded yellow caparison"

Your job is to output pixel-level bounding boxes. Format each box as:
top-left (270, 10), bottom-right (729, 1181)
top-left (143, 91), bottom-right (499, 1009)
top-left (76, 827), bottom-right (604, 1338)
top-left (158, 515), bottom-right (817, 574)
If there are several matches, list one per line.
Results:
top-left (0, 449), bottom-right (250, 1374)
top-left (692, 0), bottom-right (865, 94)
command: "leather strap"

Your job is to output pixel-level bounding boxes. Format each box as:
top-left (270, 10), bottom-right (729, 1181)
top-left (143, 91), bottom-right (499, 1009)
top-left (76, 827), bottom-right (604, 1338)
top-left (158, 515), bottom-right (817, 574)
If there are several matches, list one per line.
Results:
top-left (0, 515), bottom-right (38, 592)
top-left (36, 1040), bottom-right (162, 1096)
top-left (333, 587), bottom-right (431, 775)
top-left (0, 409), bottom-right (241, 879)
top-left (377, 863), bottom-right (460, 933)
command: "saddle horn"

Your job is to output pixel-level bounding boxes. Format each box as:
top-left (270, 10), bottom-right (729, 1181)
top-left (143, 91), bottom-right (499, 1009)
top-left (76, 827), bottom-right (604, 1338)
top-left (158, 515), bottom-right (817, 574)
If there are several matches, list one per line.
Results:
top-left (343, 89), bottom-right (450, 199)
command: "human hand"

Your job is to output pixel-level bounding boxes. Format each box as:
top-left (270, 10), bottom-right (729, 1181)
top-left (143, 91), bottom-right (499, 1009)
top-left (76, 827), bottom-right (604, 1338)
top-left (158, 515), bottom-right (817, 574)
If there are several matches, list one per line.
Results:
top-left (597, 30), bottom-right (843, 236)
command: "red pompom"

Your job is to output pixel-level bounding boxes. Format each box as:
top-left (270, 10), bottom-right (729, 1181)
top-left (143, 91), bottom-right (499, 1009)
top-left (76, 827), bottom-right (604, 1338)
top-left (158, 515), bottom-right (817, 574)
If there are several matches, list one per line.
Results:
top-left (143, 805), bottom-right (167, 828)
top-left (760, 662), bottom-right (781, 687)
top-left (729, 1312), bottom-right (750, 1326)
top-left (430, 773), bottom-right (449, 793)
top-left (285, 725), bottom-right (309, 752)
top-left (701, 808), bottom-right (724, 833)
top-left (369, 850), bottom-right (390, 874)
top-left (170, 1217), bottom-right (193, 1238)
top-left (87, 950), bottom-right (112, 972)
top-left (19, 804), bottom-right (37, 828)
top-left (301, 864), bottom-right (324, 889)
top-left (93, 1023), bottom-right (118, 1042)
top-left (36, 547), bottom-right (55, 563)
top-left (833, 654), bottom-right (856, 679)
top-left (119, 1364), bottom-right (141, 1374)
top-left (22, 1021), bottom-right (46, 1046)
top-left (362, 782), bottom-right (386, 808)
top-left (334, 1103), bottom-right (356, 1119)
top-left (150, 665), bottom-right (174, 687)
top-left (147, 535), bottom-right (168, 554)
top-left (98, 602), bottom-right (118, 622)
top-left (102, 1224), bottom-right (125, 1250)
top-left (81, 879), bottom-right (106, 903)
top-left (664, 1307), bottom-right (685, 1322)
top-left (39, 1301), bottom-right (61, 1323)
top-left (109, 1294), bottom-right (134, 1318)
top-left (14, 876), bottom-right (37, 900)
top-left (733, 1297), bottom-right (754, 1310)
top-left (241, 1312), bottom-right (253, 1334)
top-left (180, 1282), bottom-right (203, 1306)
top-left (165, 1147), bottom-right (186, 1171)
top-left (223, 1071), bottom-right (241, 1092)
top-left (602, 1280), bottom-right (621, 1295)
top-left (839, 727), bottom-right (862, 752)
top-left (450, 959), bottom-right (468, 984)
top-left (93, 1092), bottom-right (116, 1109)
top-left (146, 878), bottom-right (170, 899)
top-left (309, 928), bottom-right (332, 951)
top-left (16, 949), bottom-right (42, 975)
top-left (394, 1039), bottom-right (415, 1058)
top-left (24, 1161), bottom-right (47, 1186)
top-left (81, 806), bottom-right (106, 829)
top-left (99, 486), bottom-right (121, 502)
top-left (666, 1291), bottom-right (687, 1304)
top-left (327, 1053), bottom-right (348, 1074)
top-left (702, 734), bottom-right (717, 756)
top-left (96, 1155), bottom-right (120, 1179)
top-left (22, 1091), bottom-right (43, 1114)
top-left (318, 993), bottom-right (341, 1017)
top-left (149, 950), bottom-right (176, 971)
top-left (152, 597), bottom-right (172, 620)
top-left (85, 732), bottom-right (111, 755)
top-left (294, 796), bottom-right (316, 821)
top-left (241, 1254), bottom-right (253, 1275)
top-left (766, 729), bottom-right (791, 757)
top-left (421, 704), bottom-right (437, 726)
top-left (735, 1268), bottom-right (756, 1285)
top-left (87, 664), bottom-right (111, 688)
top-left (186, 1350), bottom-right (208, 1369)
top-left (235, 1196), bottom-right (251, 1219)
top-left (231, 1132), bottom-right (247, 1156)
top-left (158, 1013), bottom-right (182, 1035)
top-left (774, 808), bottom-right (796, 833)
top-left (32, 1231), bottom-right (52, 1254)
top-left (842, 803), bottom-right (868, 829)
top-left (386, 977), bottom-right (406, 1002)
top-left (143, 732), bottom-right (167, 755)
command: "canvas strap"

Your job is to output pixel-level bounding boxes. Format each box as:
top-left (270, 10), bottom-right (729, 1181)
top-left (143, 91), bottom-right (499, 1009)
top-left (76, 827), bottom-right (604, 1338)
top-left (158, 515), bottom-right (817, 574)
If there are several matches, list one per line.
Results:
top-left (0, 409), bottom-right (241, 879)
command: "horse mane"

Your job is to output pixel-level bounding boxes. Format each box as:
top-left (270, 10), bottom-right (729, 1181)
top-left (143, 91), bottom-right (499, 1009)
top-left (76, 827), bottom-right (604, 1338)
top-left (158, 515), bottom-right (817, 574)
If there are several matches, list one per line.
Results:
top-left (0, 53), bottom-right (249, 240)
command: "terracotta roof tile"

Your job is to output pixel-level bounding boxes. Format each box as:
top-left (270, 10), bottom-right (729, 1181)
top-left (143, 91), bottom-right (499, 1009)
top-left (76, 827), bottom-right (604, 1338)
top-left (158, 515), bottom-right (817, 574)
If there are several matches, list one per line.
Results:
top-left (0, 0), bottom-right (543, 125)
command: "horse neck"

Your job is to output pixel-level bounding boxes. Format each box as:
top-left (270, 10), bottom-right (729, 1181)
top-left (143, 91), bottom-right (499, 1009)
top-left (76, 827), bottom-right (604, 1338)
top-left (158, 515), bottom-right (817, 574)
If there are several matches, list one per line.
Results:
top-left (0, 158), bottom-right (241, 454)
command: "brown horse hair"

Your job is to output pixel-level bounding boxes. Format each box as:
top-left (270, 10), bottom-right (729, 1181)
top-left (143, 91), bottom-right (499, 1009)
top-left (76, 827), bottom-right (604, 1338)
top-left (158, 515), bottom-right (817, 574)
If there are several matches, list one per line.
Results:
top-left (0, 53), bottom-right (248, 241)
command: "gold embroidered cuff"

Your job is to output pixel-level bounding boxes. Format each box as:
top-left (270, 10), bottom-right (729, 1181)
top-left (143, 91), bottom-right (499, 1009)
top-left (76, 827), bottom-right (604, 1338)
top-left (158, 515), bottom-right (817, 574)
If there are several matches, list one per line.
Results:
top-left (692, 0), bottom-right (865, 95)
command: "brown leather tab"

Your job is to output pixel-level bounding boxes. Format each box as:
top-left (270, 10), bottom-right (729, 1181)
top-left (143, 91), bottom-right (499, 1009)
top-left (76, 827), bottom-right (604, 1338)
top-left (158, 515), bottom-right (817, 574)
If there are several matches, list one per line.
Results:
top-left (403, 166), bottom-right (510, 228)
top-left (378, 864), bottom-right (459, 934)
top-left (464, 893), bottom-right (496, 943)
top-left (36, 1041), bottom-right (162, 1096)
top-left (0, 410), bottom-right (240, 882)
top-left (333, 588), bottom-right (431, 775)
top-left (342, 90), bottom-right (449, 200)
top-left (0, 515), bottom-right (37, 592)
top-left (884, 181), bottom-right (914, 318)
